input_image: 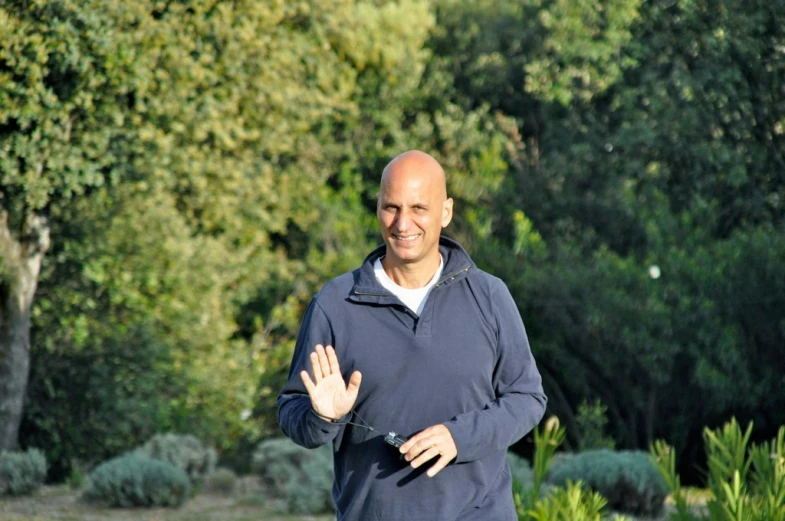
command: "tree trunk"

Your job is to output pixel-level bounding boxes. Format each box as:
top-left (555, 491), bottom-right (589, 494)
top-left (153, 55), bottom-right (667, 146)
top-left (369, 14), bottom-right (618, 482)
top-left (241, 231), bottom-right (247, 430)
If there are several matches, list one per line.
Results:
top-left (0, 211), bottom-right (50, 452)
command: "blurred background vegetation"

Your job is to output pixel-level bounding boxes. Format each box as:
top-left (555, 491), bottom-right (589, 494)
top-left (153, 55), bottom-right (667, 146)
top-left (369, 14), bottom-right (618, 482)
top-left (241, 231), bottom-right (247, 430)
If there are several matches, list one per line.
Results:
top-left (1, 0), bottom-right (783, 488)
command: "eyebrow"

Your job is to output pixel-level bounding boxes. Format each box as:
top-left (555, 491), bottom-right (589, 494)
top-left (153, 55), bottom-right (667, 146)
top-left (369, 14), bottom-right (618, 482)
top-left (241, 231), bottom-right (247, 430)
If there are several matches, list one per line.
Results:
top-left (381, 201), bottom-right (429, 208)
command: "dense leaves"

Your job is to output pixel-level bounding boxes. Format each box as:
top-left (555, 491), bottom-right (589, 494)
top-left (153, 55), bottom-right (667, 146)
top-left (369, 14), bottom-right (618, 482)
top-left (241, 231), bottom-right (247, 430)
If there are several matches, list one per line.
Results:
top-left (0, 0), bottom-right (782, 481)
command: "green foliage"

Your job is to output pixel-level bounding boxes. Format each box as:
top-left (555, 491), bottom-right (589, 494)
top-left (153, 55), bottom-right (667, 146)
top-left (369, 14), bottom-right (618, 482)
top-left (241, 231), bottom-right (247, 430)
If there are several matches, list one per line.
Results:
top-left (251, 437), bottom-right (333, 515)
top-left (507, 451), bottom-right (534, 491)
top-left (524, 0), bottom-right (641, 105)
top-left (515, 416), bottom-right (564, 513)
top-left (526, 480), bottom-right (608, 521)
top-left (515, 416), bottom-right (631, 521)
top-left (547, 449), bottom-right (667, 517)
top-left (82, 452), bottom-right (190, 508)
top-left (650, 419), bottom-right (785, 521)
top-left (704, 418), bottom-right (755, 498)
top-left (435, 0), bottom-right (785, 470)
top-left (576, 399), bottom-right (616, 451)
top-left (202, 468), bottom-right (238, 496)
top-left (704, 420), bottom-right (785, 521)
top-left (533, 417), bottom-right (567, 496)
top-left (22, 316), bottom-right (193, 480)
top-left (2, 0), bottom-right (783, 485)
top-left (0, 448), bottom-right (47, 496)
top-left (649, 440), bottom-right (693, 521)
top-left (137, 433), bottom-right (216, 484)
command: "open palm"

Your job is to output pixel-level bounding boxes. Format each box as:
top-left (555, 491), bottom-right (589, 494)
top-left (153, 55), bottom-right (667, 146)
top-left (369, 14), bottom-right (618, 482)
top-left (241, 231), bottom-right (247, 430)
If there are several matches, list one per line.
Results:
top-left (300, 344), bottom-right (362, 420)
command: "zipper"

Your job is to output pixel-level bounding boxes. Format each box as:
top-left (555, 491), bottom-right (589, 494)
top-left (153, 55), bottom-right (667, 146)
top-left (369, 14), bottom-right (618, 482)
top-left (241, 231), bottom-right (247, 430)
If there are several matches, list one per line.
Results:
top-left (353, 265), bottom-right (471, 297)
top-left (433, 265), bottom-right (471, 287)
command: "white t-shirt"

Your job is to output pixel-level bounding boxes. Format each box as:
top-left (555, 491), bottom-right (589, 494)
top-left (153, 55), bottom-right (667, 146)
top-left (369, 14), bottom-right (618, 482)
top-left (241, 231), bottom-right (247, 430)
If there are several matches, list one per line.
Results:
top-left (374, 256), bottom-right (444, 316)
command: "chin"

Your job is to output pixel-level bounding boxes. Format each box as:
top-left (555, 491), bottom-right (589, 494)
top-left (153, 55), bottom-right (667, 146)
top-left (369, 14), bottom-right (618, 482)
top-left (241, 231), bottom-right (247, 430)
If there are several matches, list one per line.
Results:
top-left (386, 247), bottom-right (420, 264)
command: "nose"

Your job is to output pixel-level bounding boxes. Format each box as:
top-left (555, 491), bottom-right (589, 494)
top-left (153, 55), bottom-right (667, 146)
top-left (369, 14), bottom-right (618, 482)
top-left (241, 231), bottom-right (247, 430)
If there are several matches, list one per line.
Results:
top-left (394, 209), bottom-right (411, 232)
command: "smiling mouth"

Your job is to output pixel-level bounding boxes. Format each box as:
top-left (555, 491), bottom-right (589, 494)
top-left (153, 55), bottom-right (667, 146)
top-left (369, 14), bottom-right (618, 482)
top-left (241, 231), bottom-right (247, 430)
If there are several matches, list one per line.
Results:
top-left (393, 234), bottom-right (419, 243)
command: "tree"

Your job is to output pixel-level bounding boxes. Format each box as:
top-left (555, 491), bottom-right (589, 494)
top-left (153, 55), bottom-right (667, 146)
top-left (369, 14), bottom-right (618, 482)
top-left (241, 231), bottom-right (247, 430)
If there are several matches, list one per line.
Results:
top-left (1, 0), bottom-right (130, 450)
top-left (425, 0), bottom-right (785, 475)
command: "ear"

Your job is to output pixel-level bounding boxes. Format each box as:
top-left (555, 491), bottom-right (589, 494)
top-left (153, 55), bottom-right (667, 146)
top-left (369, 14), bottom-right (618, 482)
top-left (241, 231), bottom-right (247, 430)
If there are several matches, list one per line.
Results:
top-left (441, 198), bottom-right (454, 228)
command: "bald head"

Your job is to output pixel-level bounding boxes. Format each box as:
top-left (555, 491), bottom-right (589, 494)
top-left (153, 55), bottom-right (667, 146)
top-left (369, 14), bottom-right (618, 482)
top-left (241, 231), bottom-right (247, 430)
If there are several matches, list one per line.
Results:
top-left (380, 150), bottom-right (447, 200)
top-left (376, 150), bottom-right (453, 280)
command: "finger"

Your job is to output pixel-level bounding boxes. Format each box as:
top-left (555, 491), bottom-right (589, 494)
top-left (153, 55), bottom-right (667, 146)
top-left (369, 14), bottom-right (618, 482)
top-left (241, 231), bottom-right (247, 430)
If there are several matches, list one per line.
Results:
top-left (426, 455), bottom-right (452, 478)
top-left (326, 345), bottom-right (341, 376)
top-left (316, 344), bottom-right (331, 379)
top-left (346, 371), bottom-right (362, 398)
top-left (403, 435), bottom-right (436, 461)
top-left (410, 446), bottom-right (440, 469)
top-left (310, 351), bottom-right (323, 384)
top-left (300, 370), bottom-right (316, 396)
top-left (399, 427), bottom-right (433, 454)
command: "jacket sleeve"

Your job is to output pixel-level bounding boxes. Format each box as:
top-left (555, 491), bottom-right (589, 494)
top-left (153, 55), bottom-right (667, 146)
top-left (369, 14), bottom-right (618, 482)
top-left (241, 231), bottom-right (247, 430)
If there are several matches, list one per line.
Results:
top-left (277, 298), bottom-right (344, 448)
top-left (444, 279), bottom-right (547, 463)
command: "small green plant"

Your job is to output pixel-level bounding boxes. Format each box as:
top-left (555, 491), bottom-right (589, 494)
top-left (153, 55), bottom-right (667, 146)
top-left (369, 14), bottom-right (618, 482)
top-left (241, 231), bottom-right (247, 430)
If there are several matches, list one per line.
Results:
top-left (576, 399), bottom-right (616, 451)
top-left (527, 480), bottom-right (607, 521)
top-left (514, 416), bottom-right (633, 521)
top-left (546, 449), bottom-right (667, 517)
top-left (650, 419), bottom-right (785, 521)
top-left (66, 459), bottom-right (87, 490)
top-left (83, 452), bottom-right (191, 507)
top-left (252, 437), bottom-right (333, 515)
top-left (513, 416), bottom-right (566, 517)
top-left (533, 416), bottom-right (567, 495)
top-left (137, 433), bottom-right (217, 484)
top-left (649, 440), bottom-right (693, 521)
top-left (0, 448), bottom-right (48, 496)
top-left (748, 427), bottom-right (785, 520)
top-left (202, 467), bottom-right (238, 495)
top-left (704, 418), bottom-right (754, 495)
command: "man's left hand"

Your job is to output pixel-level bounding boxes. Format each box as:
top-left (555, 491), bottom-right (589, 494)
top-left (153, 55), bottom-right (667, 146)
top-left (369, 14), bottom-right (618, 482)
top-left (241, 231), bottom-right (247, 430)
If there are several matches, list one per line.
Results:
top-left (399, 424), bottom-right (457, 477)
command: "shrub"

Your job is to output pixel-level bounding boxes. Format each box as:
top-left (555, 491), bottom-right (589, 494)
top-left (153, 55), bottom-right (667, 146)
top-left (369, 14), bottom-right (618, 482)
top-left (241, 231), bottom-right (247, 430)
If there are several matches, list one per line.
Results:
top-left (252, 437), bottom-right (333, 515)
top-left (575, 399), bottom-right (616, 451)
top-left (651, 418), bottom-right (785, 521)
top-left (527, 480), bottom-right (607, 521)
top-left (137, 433), bottom-right (216, 483)
top-left (202, 467), bottom-right (238, 495)
top-left (507, 451), bottom-right (534, 490)
top-left (546, 449), bottom-right (667, 517)
top-left (515, 416), bottom-right (567, 517)
top-left (83, 452), bottom-right (191, 507)
top-left (0, 448), bottom-right (48, 496)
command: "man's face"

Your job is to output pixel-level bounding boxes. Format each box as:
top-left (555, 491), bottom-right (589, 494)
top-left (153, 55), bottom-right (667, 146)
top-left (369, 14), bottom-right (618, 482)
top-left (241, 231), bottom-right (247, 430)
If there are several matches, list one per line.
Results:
top-left (376, 168), bottom-right (453, 268)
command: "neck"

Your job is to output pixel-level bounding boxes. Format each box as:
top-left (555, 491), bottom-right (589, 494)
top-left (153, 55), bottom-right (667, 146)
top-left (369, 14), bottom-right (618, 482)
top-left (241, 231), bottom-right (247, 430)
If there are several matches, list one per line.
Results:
top-left (381, 252), bottom-right (441, 289)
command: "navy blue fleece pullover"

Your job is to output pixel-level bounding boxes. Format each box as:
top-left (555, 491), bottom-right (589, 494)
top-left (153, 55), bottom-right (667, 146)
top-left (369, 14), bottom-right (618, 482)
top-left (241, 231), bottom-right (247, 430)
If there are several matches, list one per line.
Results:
top-left (278, 237), bottom-right (547, 521)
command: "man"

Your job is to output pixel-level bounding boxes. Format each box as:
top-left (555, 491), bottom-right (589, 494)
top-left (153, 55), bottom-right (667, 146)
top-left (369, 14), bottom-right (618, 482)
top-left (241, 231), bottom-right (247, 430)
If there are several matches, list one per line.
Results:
top-left (278, 150), bottom-right (546, 520)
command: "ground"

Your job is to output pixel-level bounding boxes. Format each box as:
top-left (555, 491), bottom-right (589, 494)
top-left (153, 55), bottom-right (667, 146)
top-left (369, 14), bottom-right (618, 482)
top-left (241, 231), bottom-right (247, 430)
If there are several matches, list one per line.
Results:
top-left (0, 477), bottom-right (334, 521)
top-left (0, 479), bottom-right (708, 521)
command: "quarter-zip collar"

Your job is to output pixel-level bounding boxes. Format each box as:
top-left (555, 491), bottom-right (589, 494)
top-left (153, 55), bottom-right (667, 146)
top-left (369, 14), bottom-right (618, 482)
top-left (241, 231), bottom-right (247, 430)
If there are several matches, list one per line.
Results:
top-left (349, 235), bottom-right (475, 305)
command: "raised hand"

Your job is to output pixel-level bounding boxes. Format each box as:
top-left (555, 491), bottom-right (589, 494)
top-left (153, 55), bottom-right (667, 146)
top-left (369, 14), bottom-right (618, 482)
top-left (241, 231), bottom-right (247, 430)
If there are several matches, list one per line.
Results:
top-left (300, 344), bottom-right (362, 420)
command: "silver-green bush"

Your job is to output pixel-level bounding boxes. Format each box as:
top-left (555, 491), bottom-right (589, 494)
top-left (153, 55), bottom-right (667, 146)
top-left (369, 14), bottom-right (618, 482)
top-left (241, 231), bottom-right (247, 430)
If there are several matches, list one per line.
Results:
top-left (202, 467), bottom-right (238, 495)
top-left (83, 452), bottom-right (191, 507)
top-left (137, 433), bottom-right (216, 483)
top-left (0, 448), bottom-right (47, 496)
top-left (252, 437), bottom-right (333, 515)
top-left (507, 451), bottom-right (534, 490)
top-left (546, 449), bottom-right (667, 517)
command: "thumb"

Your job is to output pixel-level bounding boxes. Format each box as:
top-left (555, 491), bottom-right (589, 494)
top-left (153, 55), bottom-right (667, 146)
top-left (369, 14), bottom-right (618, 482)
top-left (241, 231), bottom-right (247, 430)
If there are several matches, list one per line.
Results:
top-left (346, 371), bottom-right (362, 398)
